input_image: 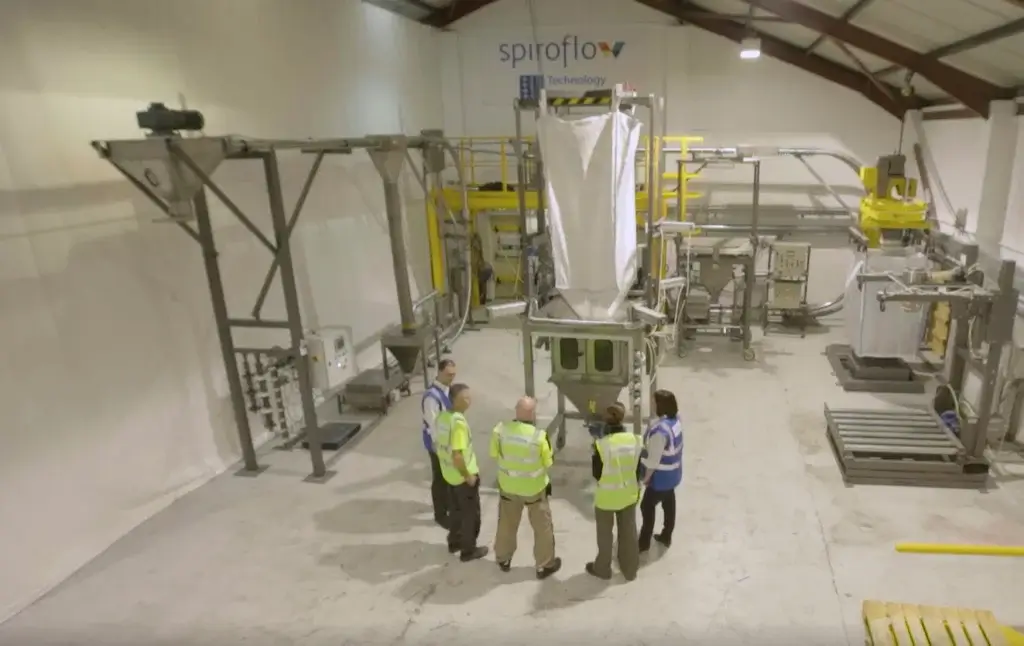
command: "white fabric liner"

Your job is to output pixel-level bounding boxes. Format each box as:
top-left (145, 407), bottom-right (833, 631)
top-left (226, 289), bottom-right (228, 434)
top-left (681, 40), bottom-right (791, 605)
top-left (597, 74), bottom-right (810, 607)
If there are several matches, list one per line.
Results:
top-left (538, 111), bottom-right (642, 321)
top-left (845, 249), bottom-right (929, 359)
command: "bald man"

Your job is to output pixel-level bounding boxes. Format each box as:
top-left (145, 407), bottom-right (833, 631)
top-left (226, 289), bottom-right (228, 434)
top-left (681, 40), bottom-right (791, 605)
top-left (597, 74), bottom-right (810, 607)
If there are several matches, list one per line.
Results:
top-left (489, 397), bottom-right (561, 579)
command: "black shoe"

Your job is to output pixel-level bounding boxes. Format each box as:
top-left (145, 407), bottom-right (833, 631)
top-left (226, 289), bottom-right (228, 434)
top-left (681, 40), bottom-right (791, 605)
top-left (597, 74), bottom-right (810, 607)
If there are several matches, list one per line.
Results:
top-left (435, 517), bottom-right (449, 530)
top-left (584, 562), bottom-right (611, 580)
top-left (497, 560), bottom-right (511, 572)
top-left (536, 557), bottom-right (562, 580)
top-left (448, 544), bottom-right (460, 554)
top-left (460, 546), bottom-right (489, 562)
top-left (654, 533), bottom-right (672, 548)
top-left (638, 542), bottom-right (651, 554)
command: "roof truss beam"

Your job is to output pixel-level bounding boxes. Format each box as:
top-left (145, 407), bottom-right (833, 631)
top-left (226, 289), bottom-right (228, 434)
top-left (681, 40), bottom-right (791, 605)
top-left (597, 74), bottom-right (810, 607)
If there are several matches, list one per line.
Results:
top-left (738, 0), bottom-right (1010, 116)
top-left (423, 0), bottom-right (500, 29)
top-left (804, 0), bottom-right (876, 55)
top-left (633, 0), bottom-right (920, 117)
top-left (874, 18), bottom-right (1024, 79)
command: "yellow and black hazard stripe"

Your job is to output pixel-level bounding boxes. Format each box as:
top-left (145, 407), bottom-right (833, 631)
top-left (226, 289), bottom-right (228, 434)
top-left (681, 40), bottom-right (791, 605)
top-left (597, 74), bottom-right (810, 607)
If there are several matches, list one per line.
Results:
top-left (548, 96), bottom-right (612, 106)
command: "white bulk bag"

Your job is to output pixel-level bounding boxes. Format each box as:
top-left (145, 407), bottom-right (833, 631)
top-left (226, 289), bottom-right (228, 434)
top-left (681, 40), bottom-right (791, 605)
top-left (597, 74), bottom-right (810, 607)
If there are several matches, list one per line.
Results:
top-left (845, 249), bottom-right (929, 359)
top-left (537, 111), bottom-right (643, 320)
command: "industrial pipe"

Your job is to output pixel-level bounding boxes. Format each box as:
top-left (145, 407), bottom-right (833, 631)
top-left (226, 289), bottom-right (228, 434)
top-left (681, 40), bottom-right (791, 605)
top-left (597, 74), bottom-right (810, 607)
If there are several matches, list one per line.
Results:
top-left (381, 176), bottom-right (417, 332)
top-left (895, 542), bottom-right (1024, 557)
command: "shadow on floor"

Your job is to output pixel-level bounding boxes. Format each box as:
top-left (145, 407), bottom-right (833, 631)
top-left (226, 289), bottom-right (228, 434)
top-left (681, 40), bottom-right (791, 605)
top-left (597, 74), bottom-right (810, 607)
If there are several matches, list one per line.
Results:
top-left (319, 539), bottom-right (449, 585)
top-left (313, 498), bottom-right (438, 534)
top-left (329, 462), bottom-right (432, 497)
top-left (394, 558), bottom-right (535, 606)
top-left (530, 571), bottom-right (610, 614)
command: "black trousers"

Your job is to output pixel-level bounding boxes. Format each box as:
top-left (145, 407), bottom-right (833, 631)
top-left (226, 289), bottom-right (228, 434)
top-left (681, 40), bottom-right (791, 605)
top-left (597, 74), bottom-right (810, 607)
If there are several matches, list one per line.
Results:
top-left (428, 451), bottom-right (450, 526)
top-left (447, 480), bottom-right (482, 556)
top-left (638, 487), bottom-right (676, 549)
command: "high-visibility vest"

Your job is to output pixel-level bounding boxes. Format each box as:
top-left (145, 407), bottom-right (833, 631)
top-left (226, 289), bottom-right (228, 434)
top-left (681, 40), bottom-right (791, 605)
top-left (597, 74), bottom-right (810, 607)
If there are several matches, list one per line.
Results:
top-left (493, 421), bottom-right (548, 496)
top-left (434, 411), bottom-right (474, 485)
top-left (421, 385), bottom-right (451, 452)
top-left (643, 416), bottom-right (683, 491)
top-left (594, 432), bottom-right (642, 511)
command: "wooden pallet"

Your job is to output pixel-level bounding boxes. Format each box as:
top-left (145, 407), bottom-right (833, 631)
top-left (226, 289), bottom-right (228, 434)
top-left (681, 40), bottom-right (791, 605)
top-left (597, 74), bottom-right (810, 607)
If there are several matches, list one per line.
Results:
top-left (863, 600), bottom-right (1024, 646)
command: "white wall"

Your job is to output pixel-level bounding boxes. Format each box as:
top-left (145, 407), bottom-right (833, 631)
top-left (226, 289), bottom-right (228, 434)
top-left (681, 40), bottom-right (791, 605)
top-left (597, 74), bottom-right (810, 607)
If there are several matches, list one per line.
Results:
top-left (0, 0), bottom-right (442, 622)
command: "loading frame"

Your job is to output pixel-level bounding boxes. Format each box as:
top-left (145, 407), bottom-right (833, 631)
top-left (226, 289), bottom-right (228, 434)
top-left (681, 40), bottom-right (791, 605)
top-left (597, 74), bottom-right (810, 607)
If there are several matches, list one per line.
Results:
top-left (92, 130), bottom-right (448, 482)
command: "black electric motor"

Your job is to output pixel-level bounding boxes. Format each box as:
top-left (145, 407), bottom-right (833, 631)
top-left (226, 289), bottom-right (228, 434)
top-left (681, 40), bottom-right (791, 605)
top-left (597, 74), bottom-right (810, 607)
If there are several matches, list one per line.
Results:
top-left (136, 102), bottom-right (205, 135)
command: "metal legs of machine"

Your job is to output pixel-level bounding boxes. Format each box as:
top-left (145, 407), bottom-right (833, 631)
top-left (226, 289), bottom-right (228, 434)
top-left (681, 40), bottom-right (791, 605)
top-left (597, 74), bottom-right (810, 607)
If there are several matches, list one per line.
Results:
top-left (676, 157), bottom-right (761, 361)
top-left (522, 313), bottom-right (650, 451)
top-left (825, 235), bottom-right (1019, 488)
top-left (93, 105), bottom-right (456, 481)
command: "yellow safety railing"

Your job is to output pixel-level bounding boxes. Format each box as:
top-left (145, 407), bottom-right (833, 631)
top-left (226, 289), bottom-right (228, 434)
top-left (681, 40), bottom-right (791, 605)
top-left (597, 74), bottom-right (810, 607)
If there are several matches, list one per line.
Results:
top-left (427, 135), bottom-right (707, 302)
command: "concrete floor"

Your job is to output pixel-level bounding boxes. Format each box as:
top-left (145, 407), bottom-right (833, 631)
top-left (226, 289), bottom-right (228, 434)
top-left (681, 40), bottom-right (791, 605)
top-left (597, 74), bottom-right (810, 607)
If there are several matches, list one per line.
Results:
top-left (3, 323), bottom-right (1024, 645)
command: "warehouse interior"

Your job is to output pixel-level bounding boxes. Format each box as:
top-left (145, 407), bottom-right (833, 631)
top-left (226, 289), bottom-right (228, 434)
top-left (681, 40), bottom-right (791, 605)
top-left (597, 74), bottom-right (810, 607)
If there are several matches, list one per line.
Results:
top-left (3, 0), bottom-right (1024, 642)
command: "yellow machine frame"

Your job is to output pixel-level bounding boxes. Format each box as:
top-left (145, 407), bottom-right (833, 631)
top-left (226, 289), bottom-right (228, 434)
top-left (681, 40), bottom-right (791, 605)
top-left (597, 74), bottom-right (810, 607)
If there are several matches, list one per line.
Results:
top-left (857, 159), bottom-right (929, 249)
top-left (425, 135), bottom-right (705, 306)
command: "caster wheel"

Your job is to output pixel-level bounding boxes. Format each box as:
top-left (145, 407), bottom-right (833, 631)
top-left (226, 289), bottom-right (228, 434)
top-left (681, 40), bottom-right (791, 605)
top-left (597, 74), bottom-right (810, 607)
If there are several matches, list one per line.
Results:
top-left (556, 434), bottom-right (566, 451)
top-left (743, 348), bottom-right (756, 361)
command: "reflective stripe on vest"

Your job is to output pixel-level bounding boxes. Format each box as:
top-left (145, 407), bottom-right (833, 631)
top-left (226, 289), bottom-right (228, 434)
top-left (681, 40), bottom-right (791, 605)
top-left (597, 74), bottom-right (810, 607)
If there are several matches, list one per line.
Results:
top-left (595, 433), bottom-right (641, 511)
top-left (421, 386), bottom-right (451, 440)
top-left (495, 423), bottom-right (545, 479)
top-left (494, 421), bottom-right (548, 496)
top-left (646, 418), bottom-right (683, 471)
top-left (434, 411), bottom-right (471, 485)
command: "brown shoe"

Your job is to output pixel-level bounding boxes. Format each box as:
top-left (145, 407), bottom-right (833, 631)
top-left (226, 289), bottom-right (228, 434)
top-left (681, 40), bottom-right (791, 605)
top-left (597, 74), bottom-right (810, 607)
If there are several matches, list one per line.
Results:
top-left (460, 546), bottom-right (489, 562)
top-left (584, 562), bottom-right (611, 580)
top-left (536, 557), bottom-right (562, 580)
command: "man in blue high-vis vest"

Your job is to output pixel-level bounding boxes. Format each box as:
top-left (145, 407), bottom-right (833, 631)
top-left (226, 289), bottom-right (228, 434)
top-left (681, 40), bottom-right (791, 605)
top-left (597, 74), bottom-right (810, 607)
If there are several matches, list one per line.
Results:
top-left (638, 390), bottom-right (683, 553)
top-left (423, 358), bottom-right (457, 528)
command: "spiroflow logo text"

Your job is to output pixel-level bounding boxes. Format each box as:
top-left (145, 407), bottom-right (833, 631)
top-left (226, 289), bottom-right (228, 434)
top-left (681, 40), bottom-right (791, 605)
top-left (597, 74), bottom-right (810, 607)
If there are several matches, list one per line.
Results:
top-left (498, 36), bottom-right (625, 69)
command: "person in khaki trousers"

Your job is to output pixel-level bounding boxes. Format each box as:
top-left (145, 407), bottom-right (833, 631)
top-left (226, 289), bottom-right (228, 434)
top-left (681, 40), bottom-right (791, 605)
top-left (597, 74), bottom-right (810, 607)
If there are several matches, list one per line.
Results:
top-left (490, 396), bottom-right (562, 579)
top-left (586, 403), bottom-right (643, 582)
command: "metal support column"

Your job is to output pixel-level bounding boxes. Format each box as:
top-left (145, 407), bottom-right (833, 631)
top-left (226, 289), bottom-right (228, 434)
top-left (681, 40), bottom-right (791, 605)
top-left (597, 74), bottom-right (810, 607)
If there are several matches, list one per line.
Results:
top-left (741, 160), bottom-right (761, 355)
top-left (514, 101), bottom-right (537, 397)
top-left (947, 245), bottom-right (980, 395)
top-left (371, 140), bottom-right (417, 333)
top-left (967, 260), bottom-right (1016, 458)
top-left (975, 100), bottom-right (1019, 248)
top-left (193, 188), bottom-right (262, 474)
top-left (644, 94), bottom-right (658, 308)
top-left (262, 150), bottom-right (328, 481)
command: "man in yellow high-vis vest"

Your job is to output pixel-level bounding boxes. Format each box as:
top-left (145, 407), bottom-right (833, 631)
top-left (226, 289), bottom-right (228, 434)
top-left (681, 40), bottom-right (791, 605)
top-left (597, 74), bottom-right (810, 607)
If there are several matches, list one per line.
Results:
top-left (434, 384), bottom-right (488, 562)
top-left (490, 396), bottom-right (562, 579)
top-left (586, 403), bottom-right (643, 582)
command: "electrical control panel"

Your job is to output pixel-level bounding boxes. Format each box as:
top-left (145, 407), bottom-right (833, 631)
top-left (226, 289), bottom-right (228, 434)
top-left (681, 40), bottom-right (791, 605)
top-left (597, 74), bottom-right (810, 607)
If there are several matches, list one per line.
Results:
top-left (771, 242), bottom-right (811, 281)
top-left (306, 326), bottom-right (355, 392)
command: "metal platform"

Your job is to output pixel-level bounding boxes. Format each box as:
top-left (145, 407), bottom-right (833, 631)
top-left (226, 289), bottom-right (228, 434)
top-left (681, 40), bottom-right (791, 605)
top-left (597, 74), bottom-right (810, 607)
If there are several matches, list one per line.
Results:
top-left (825, 406), bottom-right (989, 488)
top-left (826, 343), bottom-right (925, 394)
top-left (301, 421), bottom-right (362, 452)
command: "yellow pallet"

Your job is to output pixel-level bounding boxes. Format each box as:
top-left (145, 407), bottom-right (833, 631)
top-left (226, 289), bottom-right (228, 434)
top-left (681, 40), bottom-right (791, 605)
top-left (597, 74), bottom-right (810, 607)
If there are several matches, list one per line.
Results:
top-left (864, 600), bottom-right (1024, 645)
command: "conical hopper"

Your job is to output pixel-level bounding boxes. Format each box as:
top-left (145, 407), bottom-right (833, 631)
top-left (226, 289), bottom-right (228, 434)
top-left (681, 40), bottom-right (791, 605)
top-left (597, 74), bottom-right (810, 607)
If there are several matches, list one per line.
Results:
top-left (386, 344), bottom-right (422, 375)
top-left (555, 381), bottom-right (626, 420)
top-left (380, 324), bottom-right (431, 375)
top-left (102, 138), bottom-right (228, 220)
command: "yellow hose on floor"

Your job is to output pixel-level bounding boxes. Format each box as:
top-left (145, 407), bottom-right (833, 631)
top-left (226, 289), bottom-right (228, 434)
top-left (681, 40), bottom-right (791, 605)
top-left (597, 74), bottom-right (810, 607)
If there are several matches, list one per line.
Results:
top-left (895, 543), bottom-right (1024, 557)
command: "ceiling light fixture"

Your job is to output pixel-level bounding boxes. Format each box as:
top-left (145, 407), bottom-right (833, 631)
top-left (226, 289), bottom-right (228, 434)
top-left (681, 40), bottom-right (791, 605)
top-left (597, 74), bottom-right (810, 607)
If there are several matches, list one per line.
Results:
top-left (740, 36), bottom-right (762, 60)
